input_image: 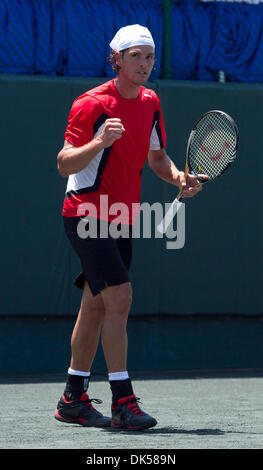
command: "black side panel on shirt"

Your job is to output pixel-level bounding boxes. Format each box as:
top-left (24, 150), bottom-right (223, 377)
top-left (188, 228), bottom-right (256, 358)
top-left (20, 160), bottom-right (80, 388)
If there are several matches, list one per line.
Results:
top-left (151, 110), bottom-right (164, 149)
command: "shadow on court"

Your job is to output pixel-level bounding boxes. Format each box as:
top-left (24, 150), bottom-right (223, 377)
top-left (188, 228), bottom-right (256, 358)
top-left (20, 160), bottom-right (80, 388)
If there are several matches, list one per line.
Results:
top-left (102, 426), bottom-right (226, 436)
top-left (0, 372), bottom-right (263, 449)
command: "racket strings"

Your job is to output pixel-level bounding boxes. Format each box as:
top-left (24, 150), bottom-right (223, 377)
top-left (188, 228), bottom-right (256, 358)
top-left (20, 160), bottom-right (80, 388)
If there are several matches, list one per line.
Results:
top-left (189, 113), bottom-right (237, 179)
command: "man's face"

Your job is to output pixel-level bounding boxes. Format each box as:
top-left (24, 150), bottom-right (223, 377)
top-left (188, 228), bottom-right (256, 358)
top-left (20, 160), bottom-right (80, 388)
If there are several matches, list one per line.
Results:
top-left (116, 45), bottom-right (155, 86)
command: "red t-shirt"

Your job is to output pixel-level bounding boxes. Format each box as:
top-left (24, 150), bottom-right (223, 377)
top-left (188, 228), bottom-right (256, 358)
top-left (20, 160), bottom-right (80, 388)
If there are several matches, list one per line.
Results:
top-left (62, 79), bottom-right (166, 225)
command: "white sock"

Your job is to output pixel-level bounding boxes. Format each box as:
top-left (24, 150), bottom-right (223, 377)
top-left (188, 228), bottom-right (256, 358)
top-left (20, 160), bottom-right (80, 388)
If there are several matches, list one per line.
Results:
top-left (108, 371), bottom-right (129, 381)
top-left (68, 367), bottom-right (91, 377)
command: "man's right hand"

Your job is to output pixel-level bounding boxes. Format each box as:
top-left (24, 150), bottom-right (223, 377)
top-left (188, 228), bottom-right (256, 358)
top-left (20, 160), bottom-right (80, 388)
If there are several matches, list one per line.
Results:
top-left (97, 118), bottom-right (125, 148)
top-left (57, 118), bottom-right (125, 177)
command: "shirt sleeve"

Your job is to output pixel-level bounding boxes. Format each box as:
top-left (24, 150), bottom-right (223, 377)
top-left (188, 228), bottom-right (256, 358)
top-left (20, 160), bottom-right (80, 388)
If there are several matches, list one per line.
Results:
top-left (64, 95), bottom-right (101, 147)
top-left (149, 97), bottom-right (167, 151)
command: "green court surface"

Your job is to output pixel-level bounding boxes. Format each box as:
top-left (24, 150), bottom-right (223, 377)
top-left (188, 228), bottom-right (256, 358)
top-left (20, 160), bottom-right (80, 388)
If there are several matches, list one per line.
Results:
top-left (0, 372), bottom-right (263, 450)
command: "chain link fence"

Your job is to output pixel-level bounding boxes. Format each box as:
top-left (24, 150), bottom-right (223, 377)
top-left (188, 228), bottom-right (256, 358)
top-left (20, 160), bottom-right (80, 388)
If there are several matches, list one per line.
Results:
top-left (0, 0), bottom-right (263, 81)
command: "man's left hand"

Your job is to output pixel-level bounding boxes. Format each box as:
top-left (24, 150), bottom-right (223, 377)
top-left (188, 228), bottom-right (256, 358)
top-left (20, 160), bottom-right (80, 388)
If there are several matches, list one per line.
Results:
top-left (177, 172), bottom-right (209, 198)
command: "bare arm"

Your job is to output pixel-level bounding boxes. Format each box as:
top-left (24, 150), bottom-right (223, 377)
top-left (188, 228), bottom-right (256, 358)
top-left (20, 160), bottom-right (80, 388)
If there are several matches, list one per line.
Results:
top-left (57, 139), bottom-right (103, 177)
top-left (57, 118), bottom-right (125, 177)
top-left (148, 149), bottom-right (203, 198)
top-left (148, 148), bottom-right (184, 186)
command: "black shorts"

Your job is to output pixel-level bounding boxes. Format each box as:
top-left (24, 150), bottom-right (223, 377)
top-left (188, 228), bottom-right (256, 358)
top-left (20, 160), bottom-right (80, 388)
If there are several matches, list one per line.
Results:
top-left (63, 216), bottom-right (133, 296)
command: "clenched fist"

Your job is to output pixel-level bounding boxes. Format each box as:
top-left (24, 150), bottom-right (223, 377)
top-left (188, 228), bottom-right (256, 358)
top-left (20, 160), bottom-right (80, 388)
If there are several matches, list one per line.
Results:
top-left (97, 118), bottom-right (125, 148)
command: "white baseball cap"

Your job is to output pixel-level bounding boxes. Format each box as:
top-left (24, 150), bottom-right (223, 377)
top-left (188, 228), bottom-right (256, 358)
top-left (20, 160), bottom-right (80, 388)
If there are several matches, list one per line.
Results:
top-left (109, 24), bottom-right (155, 52)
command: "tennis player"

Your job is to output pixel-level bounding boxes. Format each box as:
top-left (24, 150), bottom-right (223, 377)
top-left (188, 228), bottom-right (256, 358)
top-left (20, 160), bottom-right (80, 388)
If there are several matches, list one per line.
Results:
top-left (54, 24), bottom-right (203, 430)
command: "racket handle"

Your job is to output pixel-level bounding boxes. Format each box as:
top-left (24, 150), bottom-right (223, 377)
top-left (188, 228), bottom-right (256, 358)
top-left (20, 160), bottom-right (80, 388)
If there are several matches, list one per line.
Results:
top-left (157, 197), bottom-right (182, 234)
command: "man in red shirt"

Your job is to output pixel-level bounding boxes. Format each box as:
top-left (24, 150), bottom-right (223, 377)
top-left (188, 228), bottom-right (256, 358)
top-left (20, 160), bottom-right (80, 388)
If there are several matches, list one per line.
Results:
top-left (55, 25), bottom-right (202, 430)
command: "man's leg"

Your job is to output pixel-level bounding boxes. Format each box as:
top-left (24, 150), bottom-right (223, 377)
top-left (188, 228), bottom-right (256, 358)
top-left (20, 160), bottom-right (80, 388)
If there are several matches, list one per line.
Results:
top-left (100, 281), bottom-right (134, 404)
top-left (70, 281), bottom-right (105, 372)
top-left (55, 281), bottom-right (111, 427)
top-left (100, 281), bottom-right (157, 430)
top-left (63, 280), bottom-right (105, 399)
top-left (100, 282), bottom-right (132, 373)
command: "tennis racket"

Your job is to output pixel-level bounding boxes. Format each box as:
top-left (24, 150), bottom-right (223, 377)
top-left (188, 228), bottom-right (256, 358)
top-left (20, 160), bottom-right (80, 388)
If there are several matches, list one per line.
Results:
top-left (157, 110), bottom-right (239, 234)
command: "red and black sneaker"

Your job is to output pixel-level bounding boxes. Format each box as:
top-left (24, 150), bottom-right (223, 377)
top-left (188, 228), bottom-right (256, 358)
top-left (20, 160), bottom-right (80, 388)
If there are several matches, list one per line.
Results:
top-left (55, 393), bottom-right (111, 427)
top-left (111, 394), bottom-right (157, 431)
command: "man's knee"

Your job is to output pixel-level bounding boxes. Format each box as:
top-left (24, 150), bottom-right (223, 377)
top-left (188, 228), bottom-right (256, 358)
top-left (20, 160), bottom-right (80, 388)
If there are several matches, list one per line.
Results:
top-left (103, 282), bottom-right (132, 318)
top-left (116, 283), bottom-right (132, 313)
top-left (79, 281), bottom-right (105, 322)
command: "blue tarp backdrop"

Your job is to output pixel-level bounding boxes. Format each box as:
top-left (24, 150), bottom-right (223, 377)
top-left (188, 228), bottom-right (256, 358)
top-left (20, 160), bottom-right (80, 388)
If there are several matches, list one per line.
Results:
top-left (0, 0), bottom-right (263, 81)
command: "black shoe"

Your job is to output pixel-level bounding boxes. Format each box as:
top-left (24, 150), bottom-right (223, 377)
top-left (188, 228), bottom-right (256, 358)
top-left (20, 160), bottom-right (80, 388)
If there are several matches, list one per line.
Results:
top-left (111, 394), bottom-right (157, 431)
top-left (55, 393), bottom-right (111, 427)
